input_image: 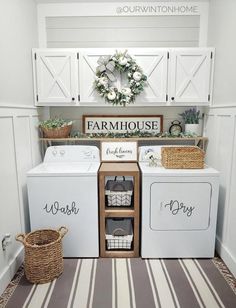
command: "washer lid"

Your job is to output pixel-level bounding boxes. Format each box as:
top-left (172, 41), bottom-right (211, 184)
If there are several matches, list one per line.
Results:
top-left (139, 163), bottom-right (219, 177)
top-left (27, 162), bottom-right (100, 176)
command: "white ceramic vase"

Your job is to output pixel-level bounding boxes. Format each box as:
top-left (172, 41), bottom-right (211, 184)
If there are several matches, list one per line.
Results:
top-left (185, 124), bottom-right (201, 136)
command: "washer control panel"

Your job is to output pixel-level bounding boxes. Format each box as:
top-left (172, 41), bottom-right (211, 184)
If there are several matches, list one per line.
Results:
top-left (44, 145), bottom-right (100, 162)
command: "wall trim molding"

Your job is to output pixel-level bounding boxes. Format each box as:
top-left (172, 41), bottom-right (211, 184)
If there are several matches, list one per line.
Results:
top-left (0, 107), bottom-right (39, 118)
top-left (0, 104), bottom-right (37, 110)
top-left (216, 236), bottom-right (236, 277)
top-left (0, 247), bottom-right (23, 296)
top-left (210, 104), bottom-right (236, 109)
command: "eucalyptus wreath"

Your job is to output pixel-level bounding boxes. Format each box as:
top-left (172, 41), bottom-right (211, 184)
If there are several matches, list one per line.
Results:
top-left (94, 50), bottom-right (147, 106)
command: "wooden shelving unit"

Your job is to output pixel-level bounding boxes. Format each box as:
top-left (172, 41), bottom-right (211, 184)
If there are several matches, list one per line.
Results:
top-left (99, 162), bottom-right (140, 258)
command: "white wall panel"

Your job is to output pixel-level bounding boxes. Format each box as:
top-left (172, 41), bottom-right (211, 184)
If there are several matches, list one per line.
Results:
top-left (214, 115), bottom-right (233, 241)
top-left (46, 15), bottom-right (199, 48)
top-left (227, 117), bottom-right (236, 259)
top-left (205, 107), bottom-right (236, 277)
top-left (0, 108), bottom-right (41, 295)
top-left (14, 117), bottom-right (35, 232)
top-left (46, 15), bottom-right (199, 28)
top-left (47, 27), bottom-right (199, 42)
top-left (0, 116), bottom-right (23, 294)
top-left (0, 116), bottom-right (22, 246)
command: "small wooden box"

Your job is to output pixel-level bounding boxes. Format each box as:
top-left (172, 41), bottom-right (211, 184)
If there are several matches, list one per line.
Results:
top-left (161, 146), bottom-right (205, 169)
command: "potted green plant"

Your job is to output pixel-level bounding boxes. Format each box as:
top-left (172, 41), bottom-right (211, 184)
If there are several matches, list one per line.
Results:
top-left (39, 117), bottom-right (73, 138)
top-left (179, 108), bottom-right (202, 136)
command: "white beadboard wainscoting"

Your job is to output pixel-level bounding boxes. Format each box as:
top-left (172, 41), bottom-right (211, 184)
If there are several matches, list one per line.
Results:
top-left (205, 105), bottom-right (236, 277)
top-left (0, 106), bottom-right (41, 295)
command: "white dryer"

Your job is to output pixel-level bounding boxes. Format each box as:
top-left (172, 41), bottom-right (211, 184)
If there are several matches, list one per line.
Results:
top-left (27, 145), bottom-right (100, 257)
top-left (139, 146), bottom-right (220, 258)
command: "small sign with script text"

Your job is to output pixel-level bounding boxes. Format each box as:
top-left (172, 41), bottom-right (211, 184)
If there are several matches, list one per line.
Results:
top-left (101, 141), bottom-right (137, 162)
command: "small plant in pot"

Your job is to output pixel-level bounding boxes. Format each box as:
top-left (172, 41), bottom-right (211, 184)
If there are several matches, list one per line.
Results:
top-left (179, 108), bottom-right (202, 136)
top-left (39, 117), bottom-right (73, 138)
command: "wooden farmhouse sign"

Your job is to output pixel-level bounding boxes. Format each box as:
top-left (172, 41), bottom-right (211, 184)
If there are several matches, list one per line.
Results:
top-left (83, 115), bottom-right (163, 134)
top-left (101, 141), bottom-right (137, 162)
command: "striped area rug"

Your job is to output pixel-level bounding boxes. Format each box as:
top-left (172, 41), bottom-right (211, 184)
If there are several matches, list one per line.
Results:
top-left (1, 258), bottom-right (236, 308)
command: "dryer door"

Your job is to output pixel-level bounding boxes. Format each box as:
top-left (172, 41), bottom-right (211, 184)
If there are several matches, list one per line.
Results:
top-left (150, 182), bottom-right (212, 230)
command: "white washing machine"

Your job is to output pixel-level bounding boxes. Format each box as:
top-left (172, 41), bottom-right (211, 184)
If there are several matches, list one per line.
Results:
top-left (139, 146), bottom-right (220, 258)
top-left (27, 145), bottom-right (100, 257)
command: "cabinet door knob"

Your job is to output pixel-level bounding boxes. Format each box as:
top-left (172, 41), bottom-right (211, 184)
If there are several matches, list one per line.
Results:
top-left (72, 97), bottom-right (75, 101)
top-left (171, 97), bottom-right (175, 101)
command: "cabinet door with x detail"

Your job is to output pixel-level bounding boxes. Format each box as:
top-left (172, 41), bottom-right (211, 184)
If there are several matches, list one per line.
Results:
top-left (33, 49), bottom-right (79, 105)
top-left (169, 48), bottom-right (214, 105)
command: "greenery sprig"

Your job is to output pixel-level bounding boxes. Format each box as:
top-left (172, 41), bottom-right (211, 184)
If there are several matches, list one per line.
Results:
top-left (39, 117), bottom-right (73, 129)
top-left (71, 130), bottom-right (198, 139)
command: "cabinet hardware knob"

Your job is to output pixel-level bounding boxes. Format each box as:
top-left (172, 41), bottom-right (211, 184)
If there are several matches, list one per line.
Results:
top-left (72, 97), bottom-right (75, 101)
top-left (171, 97), bottom-right (175, 101)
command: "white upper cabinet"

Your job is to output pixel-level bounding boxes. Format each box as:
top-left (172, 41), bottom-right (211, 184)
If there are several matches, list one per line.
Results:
top-left (33, 49), bottom-right (79, 105)
top-left (79, 49), bottom-right (112, 105)
top-left (169, 48), bottom-right (214, 105)
top-left (32, 48), bottom-right (214, 106)
top-left (79, 48), bottom-right (168, 106)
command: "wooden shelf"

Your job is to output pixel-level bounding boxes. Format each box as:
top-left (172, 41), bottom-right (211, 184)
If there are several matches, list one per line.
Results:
top-left (99, 162), bottom-right (140, 258)
top-left (102, 250), bottom-right (137, 258)
top-left (105, 209), bottom-right (135, 217)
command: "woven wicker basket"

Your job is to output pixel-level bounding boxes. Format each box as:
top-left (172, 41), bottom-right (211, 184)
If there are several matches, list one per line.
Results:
top-left (16, 227), bottom-right (68, 284)
top-left (161, 146), bottom-right (205, 169)
top-left (41, 125), bottom-right (72, 138)
top-left (105, 177), bottom-right (133, 207)
top-left (106, 219), bottom-right (133, 250)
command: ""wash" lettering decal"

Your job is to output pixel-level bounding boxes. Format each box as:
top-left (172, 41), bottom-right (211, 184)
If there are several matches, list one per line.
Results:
top-left (43, 201), bottom-right (79, 216)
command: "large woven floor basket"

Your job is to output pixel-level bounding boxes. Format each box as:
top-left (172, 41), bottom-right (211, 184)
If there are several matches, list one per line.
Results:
top-left (41, 125), bottom-right (72, 138)
top-left (16, 227), bottom-right (68, 284)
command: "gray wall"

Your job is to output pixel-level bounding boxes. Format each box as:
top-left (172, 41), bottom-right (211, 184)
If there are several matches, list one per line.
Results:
top-left (0, 0), bottom-right (38, 106)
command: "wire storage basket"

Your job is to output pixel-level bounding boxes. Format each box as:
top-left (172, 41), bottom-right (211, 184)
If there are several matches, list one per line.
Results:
top-left (16, 226), bottom-right (68, 284)
top-left (105, 176), bottom-right (133, 207)
top-left (106, 218), bottom-right (133, 250)
top-left (161, 146), bottom-right (205, 169)
top-left (41, 125), bottom-right (72, 138)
